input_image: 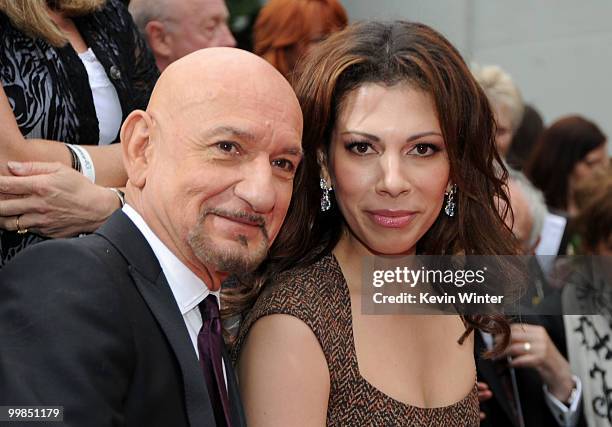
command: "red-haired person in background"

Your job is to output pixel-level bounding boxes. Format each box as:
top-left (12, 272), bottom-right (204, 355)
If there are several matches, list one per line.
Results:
top-left (253, 0), bottom-right (347, 79)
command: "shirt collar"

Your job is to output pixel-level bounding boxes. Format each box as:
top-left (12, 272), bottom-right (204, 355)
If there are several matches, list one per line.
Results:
top-left (122, 204), bottom-right (219, 314)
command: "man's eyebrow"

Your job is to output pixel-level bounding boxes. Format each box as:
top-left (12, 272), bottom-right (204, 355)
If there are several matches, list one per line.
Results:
top-left (340, 130), bottom-right (443, 142)
top-left (203, 126), bottom-right (256, 142)
top-left (204, 126), bottom-right (303, 155)
top-left (281, 146), bottom-right (303, 157)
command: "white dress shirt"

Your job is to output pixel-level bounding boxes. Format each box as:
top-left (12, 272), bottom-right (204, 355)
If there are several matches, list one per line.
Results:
top-left (78, 48), bottom-right (122, 145)
top-left (122, 205), bottom-right (227, 386)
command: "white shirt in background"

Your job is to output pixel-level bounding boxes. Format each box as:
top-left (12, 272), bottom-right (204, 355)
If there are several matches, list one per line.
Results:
top-left (78, 48), bottom-right (122, 145)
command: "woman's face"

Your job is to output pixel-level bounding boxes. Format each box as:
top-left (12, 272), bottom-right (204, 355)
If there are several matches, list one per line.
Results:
top-left (570, 142), bottom-right (609, 189)
top-left (326, 83), bottom-right (450, 256)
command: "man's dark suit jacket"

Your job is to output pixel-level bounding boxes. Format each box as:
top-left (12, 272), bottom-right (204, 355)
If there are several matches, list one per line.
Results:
top-left (0, 210), bottom-right (246, 427)
top-left (477, 304), bottom-right (586, 427)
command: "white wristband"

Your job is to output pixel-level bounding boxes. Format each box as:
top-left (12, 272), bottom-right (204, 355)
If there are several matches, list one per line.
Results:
top-left (66, 144), bottom-right (96, 183)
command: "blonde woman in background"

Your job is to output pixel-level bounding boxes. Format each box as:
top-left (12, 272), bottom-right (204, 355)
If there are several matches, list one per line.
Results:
top-left (0, 0), bottom-right (158, 265)
top-left (472, 65), bottom-right (524, 159)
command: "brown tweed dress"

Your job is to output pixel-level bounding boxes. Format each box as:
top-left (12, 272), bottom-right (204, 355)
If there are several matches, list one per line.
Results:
top-left (232, 253), bottom-right (480, 426)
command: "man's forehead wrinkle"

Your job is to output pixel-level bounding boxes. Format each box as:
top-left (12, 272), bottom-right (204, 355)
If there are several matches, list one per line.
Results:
top-left (170, 87), bottom-right (299, 128)
top-left (266, 125), bottom-right (303, 156)
top-left (145, 48), bottom-right (303, 148)
top-left (204, 125), bottom-right (257, 143)
top-left (247, 89), bottom-right (304, 133)
top-left (152, 47), bottom-right (288, 94)
top-left (147, 101), bottom-right (178, 138)
top-left (146, 108), bottom-right (167, 134)
top-left (149, 87), bottom-right (218, 128)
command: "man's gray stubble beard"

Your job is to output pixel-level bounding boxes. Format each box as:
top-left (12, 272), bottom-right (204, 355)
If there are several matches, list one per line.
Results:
top-left (187, 210), bottom-right (270, 275)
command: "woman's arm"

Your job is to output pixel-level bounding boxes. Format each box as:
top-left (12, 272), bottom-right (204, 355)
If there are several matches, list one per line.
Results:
top-left (237, 314), bottom-right (330, 427)
top-left (0, 84), bottom-right (126, 236)
top-left (0, 161), bottom-right (122, 236)
top-left (0, 84), bottom-right (126, 187)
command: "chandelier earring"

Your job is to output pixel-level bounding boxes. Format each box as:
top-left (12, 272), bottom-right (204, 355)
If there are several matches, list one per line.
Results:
top-left (444, 184), bottom-right (457, 217)
top-left (320, 178), bottom-right (332, 212)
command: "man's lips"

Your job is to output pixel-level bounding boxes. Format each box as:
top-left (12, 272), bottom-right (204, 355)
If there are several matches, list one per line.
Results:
top-left (213, 213), bottom-right (262, 227)
top-left (366, 210), bottom-right (417, 228)
top-left (206, 210), bottom-right (270, 239)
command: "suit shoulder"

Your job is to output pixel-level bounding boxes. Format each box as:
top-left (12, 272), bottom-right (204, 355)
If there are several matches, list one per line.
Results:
top-left (0, 235), bottom-right (127, 296)
top-left (0, 236), bottom-right (135, 355)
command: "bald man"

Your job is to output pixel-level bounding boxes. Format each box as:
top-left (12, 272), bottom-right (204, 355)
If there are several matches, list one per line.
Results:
top-left (0, 48), bottom-right (303, 427)
top-left (130, 0), bottom-right (236, 71)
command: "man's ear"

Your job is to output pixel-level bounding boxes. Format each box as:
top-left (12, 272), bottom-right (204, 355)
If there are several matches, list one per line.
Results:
top-left (317, 149), bottom-right (332, 187)
top-left (145, 20), bottom-right (172, 61)
top-left (120, 110), bottom-right (154, 188)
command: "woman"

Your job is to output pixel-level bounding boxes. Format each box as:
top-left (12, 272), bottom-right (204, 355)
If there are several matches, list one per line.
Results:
top-left (0, 0), bottom-right (158, 265)
top-left (525, 115), bottom-right (608, 217)
top-left (227, 21), bottom-right (519, 426)
top-left (472, 64), bottom-right (524, 159)
top-left (533, 167), bottom-right (612, 426)
top-left (253, 0), bottom-right (347, 78)
top-left (573, 164), bottom-right (612, 255)
top-left (508, 104), bottom-right (545, 172)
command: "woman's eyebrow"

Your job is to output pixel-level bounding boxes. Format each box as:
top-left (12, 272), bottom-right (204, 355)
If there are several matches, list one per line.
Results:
top-left (340, 130), bottom-right (442, 142)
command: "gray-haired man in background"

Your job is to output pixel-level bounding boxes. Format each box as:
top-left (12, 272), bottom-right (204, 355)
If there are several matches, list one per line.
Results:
top-left (129, 0), bottom-right (236, 71)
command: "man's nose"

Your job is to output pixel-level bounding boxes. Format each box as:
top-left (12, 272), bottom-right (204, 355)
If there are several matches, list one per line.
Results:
top-left (220, 23), bottom-right (237, 48)
top-left (234, 155), bottom-right (276, 213)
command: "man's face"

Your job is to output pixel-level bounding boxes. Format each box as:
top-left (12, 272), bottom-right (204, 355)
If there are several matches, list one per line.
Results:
top-left (506, 180), bottom-right (536, 254)
top-left (143, 83), bottom-right (302, 278)
top-left (167, 0), bottom-right (236, 62)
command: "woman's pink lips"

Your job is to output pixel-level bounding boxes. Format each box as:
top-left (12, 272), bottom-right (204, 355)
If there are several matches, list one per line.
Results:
top-left (366, 210), bottom-right (417, 228)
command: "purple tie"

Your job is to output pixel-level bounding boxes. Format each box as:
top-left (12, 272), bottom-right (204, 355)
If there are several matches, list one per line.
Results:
top-left (198, 294), bottom-right (232, 427)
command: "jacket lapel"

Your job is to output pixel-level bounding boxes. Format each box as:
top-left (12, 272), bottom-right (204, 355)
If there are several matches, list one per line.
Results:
top-left (475, 332), bottom-right (519, 427)
top-left (96, 211), bottom-right (216, 426)
top-left (131, 268), bottom-right (215, 426)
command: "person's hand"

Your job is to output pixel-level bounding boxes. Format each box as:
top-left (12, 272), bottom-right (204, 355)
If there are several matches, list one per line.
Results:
top-left (477, 381), bottom-right (492, 421)
top-left (0, 155), bottom-right (11, 176)
top-left (0, 161), bottom-right (122, 237)
top-left (504, 323), bottom-right (574, 402)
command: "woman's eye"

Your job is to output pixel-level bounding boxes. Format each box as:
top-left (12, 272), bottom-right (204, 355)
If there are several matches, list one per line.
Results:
top-left (410, 143), bottom-right (438, 157)
top-left (347, 141), bottom-right (375, 155)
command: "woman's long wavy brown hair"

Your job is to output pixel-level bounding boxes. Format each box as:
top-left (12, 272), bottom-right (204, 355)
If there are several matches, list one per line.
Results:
top-left (223, 21), bottom-right (520, 356)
